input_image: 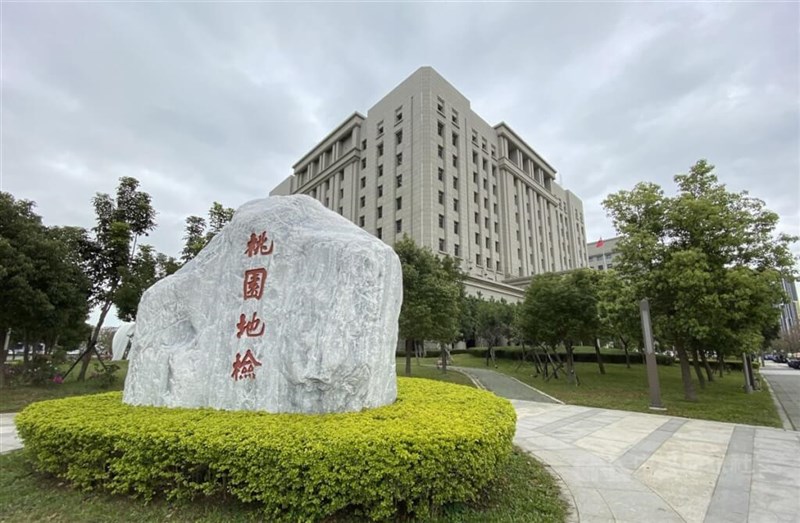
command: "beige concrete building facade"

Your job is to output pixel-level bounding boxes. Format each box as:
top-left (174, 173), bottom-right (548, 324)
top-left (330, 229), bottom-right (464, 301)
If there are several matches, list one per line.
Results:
top-left (270, 67), bottom-right (588, 301)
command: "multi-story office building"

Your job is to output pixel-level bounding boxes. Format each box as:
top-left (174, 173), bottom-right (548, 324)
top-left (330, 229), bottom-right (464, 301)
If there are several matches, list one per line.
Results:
top-left (270, 67), bottom-right (587, 301)
top-left (779, 278), bottom-right (799, 337)
top-left (586, 236), bottom-right (621, 271)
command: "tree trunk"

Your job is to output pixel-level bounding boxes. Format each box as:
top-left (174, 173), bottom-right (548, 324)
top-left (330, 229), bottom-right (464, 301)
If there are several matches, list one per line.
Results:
top-left (620, 338), bottom-right (631, 369)
top-left (405, 338), bottom-right (412, 376)
top-left (441, 343), bottom-right (448, 374)
top-left (691, 347), bottom-right (706, 390)
top-left (699, 349), bottom-right (714, 382)
top-left (676, 345), bottom-right (697, 401)
top-left (0, 328), bottom-right (10, 388)
top-left (23, 334), bottom-right (30, 364)
top-left (594, 338), bottom-right (606, 375)
top-left (717, 351), bottom-right (725, 377)
top-left (565, 342), bottom-right (578, 385)
top-left (78, 300), bottom-right (114, 381)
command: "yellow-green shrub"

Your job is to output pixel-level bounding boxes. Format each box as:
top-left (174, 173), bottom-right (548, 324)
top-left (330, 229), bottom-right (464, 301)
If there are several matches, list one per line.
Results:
top-left (16, 377), bottom-right (516, 521)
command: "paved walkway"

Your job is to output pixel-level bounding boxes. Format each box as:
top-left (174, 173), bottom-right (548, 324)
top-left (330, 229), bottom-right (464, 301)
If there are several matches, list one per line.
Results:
top-left (463, 366), bottom-right (800, 522)
top-left (449, 365), bottom-right (562, 403)
top-left (760, 361), bottom-right (800, 431)
top-left (0, 413), bottom-right (22, 454)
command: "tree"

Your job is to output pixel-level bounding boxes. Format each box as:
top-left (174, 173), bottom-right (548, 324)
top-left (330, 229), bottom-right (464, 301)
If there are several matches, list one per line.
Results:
top-left (773, 322), bottom-right (800, 355)
top-left (181, 202), bottom-right (235, 262)
top-left (394, 237), bottom-right (463, 376)
top-left (115, 245), bottom-right (179, 321)
top-left (596, 270), bottom-right (641, 369)
top-left (604, 160), bottom-right (797, 400)
top-left (0, 194), bottom-right (91, 385)
top-left (520, 269), bottom-right (599, 385)
top-left (69, 177), bottom-right (157, 381)
top-left (475, 298), bottom-right (514, 367)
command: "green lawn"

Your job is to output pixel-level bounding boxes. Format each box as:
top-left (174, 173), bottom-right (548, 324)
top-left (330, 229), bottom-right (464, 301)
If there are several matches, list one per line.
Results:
top-left (0, 360), bottom-right (128, 413)
top-left (450, 353), bottom-right (782, 427)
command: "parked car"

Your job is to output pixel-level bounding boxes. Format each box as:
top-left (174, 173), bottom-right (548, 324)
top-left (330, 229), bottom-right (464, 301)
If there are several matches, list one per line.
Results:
top-left (787, 359), bottom-right (800, 370)
top-left (774, 354), bottom-right (788, 364)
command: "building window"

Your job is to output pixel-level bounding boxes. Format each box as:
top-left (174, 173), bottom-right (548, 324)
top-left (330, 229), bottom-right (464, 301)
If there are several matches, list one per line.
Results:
top-left (493, 185), bottom-right (497, 196)
top-left (378, 185), bottom-right (383, 197)
top-left (482, 138), bottom-right (487, 151)
top-left (438, 145), bottom-right (444, 158)
top-left (396, 152), bottom-right (403, 166)
top-left (491, 145), bottom-right (496, 158)
top-left (474, 212), bottom-right (479, 224)
top-left (472, 150), bottom-right (478, 164)
top-left (438, 167), bottom-right (444, 181)
top-left (476, 254), bottom-right (481, 266)
top-left (473, 172), bottom-right (478, 184)
top-left (396, 174), bottom-right (402, 188)
top-left (325, 197), bottom-right (330, 206)
top-left (472, 130), bottom-right (478, 144)
top-left (339, 188), bottom-right (343, 199)
top-left (473, 192), bottom-right (478, 203)
top-left (454, 244), bottom-right (460, 257)
top-left (360, 176), bottom-right (366, 188)
top-left (377, 206), bottom-right (383, 218)
top-left (361, 139), bottom-right (367, 150)
top-left (484, 197), bottom-right (488, 209)
top-left (437, 120), bottom-right (444, 136)
top-left (377, 227), bottom-right (382, 239)
top-left (486, 257), bottom-right (491, 267)
top-left (377, 143), bottom-right (384, 157)
top-left (453, 221), bottom-right (459, 234)
top-left (338, 207), bottom-right (343, 215)
top-left (395, 106), bottom-right (403, 123)
top-left (496, 260), bottom-right (501, 271)
top-left (360, 196), bottom-right (365, 208)
top-left (483, 158), bottom-right (488, 171)
top-left (377, 121), bottom-right (384, 136)
top-left (361, 158), bottom-right (367, 169)
top-left (483, 179), bottom-right (488, 189)
top-left (453, 176), bottom-right (458, 189)
top-left (396, 197), bottom-right (402, 210)
top-left (437, 97), bottom-right (445, 114)
top-left (485, 237), bottom-right (490, 248)
top-left (475, 232), bottom-right (479, 244)
top-left (439, 238), bottom-right (445, 251)
top-left (395, 130), bottom-right (403, 145)
top-left (378, 164), bottom-right (383, 177)
top-left (494, 222), bottom-right (499, 233)
top-left (452, 155), bottom-right (458, 168)
top-left (452, 132), bottom-right (458, 147)
top-left (438, 191), bottom-right (444, 204)
top-left (451, 109), bottom-right (459, 126)
top-left (439, 214), bottom-right (445, 228)
top-left (453, 199), bottom-right (459, 212)
top-left (485, 217), bottom-right (489, 228)
top-left (396, 220), bottom-right (402, 233)
top-left (493, 203), bottom-right (498, 213)
top-left (495, 241), bottom-right (499, 251)
top-left (359, 216), bottom-right (365, 227)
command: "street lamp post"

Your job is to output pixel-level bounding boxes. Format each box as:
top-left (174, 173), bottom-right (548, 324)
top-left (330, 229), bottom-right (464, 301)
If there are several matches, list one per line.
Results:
top-left (639, 298), bottom-right (666, 411)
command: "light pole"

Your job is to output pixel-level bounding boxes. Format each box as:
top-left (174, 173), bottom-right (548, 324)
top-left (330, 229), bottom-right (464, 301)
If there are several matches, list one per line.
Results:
top-left (639, 298), bottom-right (665, 411)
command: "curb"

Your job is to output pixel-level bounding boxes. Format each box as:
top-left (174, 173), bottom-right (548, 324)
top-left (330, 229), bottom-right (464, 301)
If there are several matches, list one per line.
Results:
top-left (760, 371), bottom-right (795, 431)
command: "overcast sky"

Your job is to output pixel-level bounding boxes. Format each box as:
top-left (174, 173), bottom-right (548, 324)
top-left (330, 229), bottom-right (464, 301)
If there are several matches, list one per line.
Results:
top-left (3, 2), bottom-right (799, 325)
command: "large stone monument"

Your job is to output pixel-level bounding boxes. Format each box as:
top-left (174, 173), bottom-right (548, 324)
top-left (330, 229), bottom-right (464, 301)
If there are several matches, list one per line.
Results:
top-left (123, 195), bottom-right (403, 414)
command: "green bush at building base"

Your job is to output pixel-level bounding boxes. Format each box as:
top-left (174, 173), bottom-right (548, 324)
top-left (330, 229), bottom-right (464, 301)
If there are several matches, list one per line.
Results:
top-left (16, 377), bottom-right (516, 521)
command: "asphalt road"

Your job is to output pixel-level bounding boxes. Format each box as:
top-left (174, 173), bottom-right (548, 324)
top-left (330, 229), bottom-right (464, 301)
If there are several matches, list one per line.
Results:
top-left (761, 361), bottom-right (800, 431)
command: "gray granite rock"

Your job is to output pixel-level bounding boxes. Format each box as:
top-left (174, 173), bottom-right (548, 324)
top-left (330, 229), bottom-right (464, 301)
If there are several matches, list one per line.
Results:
top-left (123, 195), bottom-right (402, 413)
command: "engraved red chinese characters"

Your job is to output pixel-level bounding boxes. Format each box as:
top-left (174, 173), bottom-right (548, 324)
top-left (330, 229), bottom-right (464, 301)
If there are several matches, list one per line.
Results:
top-left (243, 268), bottom-right (267, 300)
top-left (231, 349), bottom-right (262, 381)
top-left (236, 312), bottom-right (265, 338)
top-left (245, 231), bottom-right (274, 257)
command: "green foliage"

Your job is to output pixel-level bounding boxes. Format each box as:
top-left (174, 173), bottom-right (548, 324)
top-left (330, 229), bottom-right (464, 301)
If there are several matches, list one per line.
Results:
top-left (395, 236), bottom-right (464, 345)
top-left (0, 193), bottom-right (90, 375)
top-left (88, 362), bottom-right (121, 388)
top-left (115, 245), bottom-right (179, 321)
top-left (603, 160), bottom-right (798, 399)
top-left (17, 378), bottom-right (516, 522)
top-left (475, 298), bottom-right (515, 349)
top-left (181, 202), bottom-right (235, 262)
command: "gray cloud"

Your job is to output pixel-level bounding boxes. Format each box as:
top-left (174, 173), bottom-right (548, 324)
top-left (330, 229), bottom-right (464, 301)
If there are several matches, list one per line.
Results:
top-left (4, 2), bottom-right (798, 268)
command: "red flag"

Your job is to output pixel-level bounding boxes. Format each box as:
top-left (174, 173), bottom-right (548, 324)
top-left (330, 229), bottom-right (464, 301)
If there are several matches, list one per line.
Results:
top-left (596, 238), bottom-right (605, 248)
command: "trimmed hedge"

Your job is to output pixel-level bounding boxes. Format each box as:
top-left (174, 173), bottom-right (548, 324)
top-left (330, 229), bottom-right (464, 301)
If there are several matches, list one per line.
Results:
top-left (16, 378), bottom-right (516, 522)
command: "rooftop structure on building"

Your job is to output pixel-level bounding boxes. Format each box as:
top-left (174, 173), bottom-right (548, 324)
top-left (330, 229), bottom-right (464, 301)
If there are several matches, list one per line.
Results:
top-left (270, 67), bottom-right (588, 301)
